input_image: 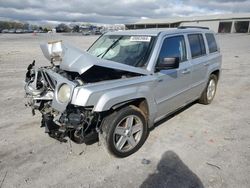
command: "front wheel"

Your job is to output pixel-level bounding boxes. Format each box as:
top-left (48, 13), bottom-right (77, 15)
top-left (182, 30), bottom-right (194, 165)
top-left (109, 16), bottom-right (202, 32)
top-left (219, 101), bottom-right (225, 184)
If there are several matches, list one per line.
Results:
top-left (100, 106), bottom-right (149, 158)
top-left (199, 74), bottom-right (218, 104)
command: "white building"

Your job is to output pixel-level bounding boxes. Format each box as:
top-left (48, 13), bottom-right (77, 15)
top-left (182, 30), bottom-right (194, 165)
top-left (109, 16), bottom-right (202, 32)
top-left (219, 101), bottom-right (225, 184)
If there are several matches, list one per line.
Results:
top-left (125, 13), bottom-right (250, 33)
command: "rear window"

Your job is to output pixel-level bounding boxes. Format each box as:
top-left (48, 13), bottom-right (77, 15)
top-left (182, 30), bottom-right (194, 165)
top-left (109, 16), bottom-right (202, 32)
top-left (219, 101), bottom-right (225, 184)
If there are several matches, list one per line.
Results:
top-left (188, 34), bottom-right (206, 58)
top-left (205, 33), bottom-right (218, 53)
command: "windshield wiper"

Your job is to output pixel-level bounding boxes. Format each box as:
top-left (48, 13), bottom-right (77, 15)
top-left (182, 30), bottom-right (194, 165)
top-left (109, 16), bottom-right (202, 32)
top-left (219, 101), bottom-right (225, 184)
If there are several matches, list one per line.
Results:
top-left (97, 36), bottom-right (123, 58)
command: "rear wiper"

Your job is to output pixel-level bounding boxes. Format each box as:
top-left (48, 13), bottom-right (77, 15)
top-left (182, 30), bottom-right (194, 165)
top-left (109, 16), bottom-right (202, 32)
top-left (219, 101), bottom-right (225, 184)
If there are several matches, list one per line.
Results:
top-left (97, 36), bottom-right (123, 58)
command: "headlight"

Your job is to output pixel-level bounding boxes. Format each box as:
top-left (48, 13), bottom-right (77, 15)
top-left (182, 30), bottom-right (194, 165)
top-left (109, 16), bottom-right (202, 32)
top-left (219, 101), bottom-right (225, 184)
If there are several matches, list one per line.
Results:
top-left (57, 84), bottom-right (71, 103)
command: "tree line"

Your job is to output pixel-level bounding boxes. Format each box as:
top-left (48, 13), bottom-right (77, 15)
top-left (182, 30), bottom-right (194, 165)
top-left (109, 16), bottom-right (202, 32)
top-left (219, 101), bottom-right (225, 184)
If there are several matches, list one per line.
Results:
top-left (0, 21), bottom-right (102, 33)
top-left (0, 21), bottom-right (79, 33)
top-left (0, 21), bottom-right (51, 32)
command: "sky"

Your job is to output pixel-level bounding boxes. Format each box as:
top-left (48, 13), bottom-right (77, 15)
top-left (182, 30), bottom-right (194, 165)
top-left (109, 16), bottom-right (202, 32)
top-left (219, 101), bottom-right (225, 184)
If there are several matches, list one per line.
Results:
top-left (0, 0), bottom-right (250, 24)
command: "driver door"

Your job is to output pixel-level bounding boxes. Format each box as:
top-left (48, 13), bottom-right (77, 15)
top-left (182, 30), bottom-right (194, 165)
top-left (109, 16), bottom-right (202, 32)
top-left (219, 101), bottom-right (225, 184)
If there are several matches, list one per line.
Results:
top-left (153, 35), bottom-right (193, 120)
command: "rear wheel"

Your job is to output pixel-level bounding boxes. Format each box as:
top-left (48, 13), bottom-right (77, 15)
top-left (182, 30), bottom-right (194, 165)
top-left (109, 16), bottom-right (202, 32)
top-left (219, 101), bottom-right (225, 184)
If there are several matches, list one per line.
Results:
top-left (100, 105), bottom-right (149, 157)
top-left (199, 74), bottom-right (218, 104)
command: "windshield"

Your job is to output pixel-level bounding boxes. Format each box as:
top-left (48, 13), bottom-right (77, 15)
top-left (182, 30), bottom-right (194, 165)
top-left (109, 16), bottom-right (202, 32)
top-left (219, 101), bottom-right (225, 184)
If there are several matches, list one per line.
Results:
top-left (88, 35), bottom-right (155, 67)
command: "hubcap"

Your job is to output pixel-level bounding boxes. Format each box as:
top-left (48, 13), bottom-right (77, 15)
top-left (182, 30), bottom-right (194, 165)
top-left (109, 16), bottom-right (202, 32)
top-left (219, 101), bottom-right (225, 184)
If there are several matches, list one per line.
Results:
top-left (207, 79), bottom-right (216, 101)
top-left (113, 115), bottom-right (143, 152)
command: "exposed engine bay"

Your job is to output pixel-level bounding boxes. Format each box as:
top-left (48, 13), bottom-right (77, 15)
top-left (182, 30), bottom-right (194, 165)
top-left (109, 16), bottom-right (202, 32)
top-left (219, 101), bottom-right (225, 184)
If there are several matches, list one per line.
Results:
top-left (25, 61), bottom-right (95, 143)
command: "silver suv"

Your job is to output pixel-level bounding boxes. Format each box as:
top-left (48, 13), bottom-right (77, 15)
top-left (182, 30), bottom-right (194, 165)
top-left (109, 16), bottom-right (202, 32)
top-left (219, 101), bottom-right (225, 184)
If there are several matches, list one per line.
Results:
top-left (24, 27), bottom-right (222, 157)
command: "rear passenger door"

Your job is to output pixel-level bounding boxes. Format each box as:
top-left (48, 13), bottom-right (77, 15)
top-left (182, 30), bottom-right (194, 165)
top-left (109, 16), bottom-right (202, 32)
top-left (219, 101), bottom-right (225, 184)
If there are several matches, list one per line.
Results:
top-left (187, 33), bottom-right (209, 97)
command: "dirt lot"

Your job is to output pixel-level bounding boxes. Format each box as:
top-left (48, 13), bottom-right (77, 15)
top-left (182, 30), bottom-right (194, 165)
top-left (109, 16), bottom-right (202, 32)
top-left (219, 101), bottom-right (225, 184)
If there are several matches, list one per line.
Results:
top-left (0, 33), bottom-right (250, 188)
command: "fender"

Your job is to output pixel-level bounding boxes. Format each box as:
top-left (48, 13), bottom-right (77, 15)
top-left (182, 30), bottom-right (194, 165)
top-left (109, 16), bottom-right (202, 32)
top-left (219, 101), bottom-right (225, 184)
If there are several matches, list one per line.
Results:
top-left (93, 85), bottom-right (158, 128)
top-left (207, 53), bottom-right (222, 79)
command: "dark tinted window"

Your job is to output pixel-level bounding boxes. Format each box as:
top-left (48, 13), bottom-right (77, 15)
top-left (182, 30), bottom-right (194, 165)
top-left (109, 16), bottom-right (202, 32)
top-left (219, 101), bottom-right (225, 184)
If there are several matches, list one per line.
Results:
top-left (157, 35), bottom-right (187, 65)
top-left (205, 33), bottom-right (218, 53)
top-left (188, 34), bottom-right (206, 58)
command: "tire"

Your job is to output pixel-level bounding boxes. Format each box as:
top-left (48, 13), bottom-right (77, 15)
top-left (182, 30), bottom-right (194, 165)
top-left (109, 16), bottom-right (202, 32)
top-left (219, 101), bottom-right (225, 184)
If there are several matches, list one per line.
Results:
top-left (100, 105), bottom-right (149, 158)
top-left (199, 74), bottom-right (218, 105)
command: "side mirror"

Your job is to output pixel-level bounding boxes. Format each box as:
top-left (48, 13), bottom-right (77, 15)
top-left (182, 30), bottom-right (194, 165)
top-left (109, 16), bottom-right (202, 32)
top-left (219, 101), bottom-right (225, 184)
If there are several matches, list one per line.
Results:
top-left (155, 57), bottom-right (179, 71)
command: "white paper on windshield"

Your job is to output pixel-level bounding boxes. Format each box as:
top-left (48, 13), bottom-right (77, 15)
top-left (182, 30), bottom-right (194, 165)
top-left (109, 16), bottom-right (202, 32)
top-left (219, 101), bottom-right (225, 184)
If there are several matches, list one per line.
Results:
top-left (130, 36), bottom-right (151, 42)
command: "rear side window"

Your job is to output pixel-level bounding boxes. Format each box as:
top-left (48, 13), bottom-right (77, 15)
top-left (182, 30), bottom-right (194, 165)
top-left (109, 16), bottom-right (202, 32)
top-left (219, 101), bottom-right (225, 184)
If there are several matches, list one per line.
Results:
top-left (157, 35), bottom-right (187, 65)
top-left (205, 33), bottom-right (218, 53)
top-left (188, 34), bottom-right (206, 58)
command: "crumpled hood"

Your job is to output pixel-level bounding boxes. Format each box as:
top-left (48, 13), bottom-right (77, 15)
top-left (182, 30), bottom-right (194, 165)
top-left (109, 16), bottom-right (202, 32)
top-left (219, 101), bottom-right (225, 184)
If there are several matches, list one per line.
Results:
top-left (57, 43), bottom-right (150, 75)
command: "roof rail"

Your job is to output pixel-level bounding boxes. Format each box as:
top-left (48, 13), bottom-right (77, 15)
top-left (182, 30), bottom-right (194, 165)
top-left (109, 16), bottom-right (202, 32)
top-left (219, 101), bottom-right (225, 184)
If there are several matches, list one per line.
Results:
top-left (178, 26), bottom-right (209, 30)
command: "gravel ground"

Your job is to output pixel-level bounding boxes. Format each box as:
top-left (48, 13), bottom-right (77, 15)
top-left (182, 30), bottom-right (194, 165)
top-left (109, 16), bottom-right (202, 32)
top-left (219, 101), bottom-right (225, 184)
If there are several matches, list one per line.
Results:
top-left (0, 33), bottom-right (249, 188)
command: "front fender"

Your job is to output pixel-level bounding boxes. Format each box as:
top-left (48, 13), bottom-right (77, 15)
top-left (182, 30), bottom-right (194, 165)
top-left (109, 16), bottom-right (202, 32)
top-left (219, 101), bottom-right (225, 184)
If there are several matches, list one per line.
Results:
top-left (93, 85), bottom-right (157, 128)
top-left (94, 85), bottom-right (155, 112)
top-left (94, 87), bottom-right (137, 111)
top-left (70, 76), bottom-right (158, 128)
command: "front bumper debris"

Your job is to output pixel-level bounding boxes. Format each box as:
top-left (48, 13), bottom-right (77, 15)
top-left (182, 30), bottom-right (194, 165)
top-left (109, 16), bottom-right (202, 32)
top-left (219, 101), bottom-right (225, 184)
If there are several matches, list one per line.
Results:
top-left (24, 61), bottom-right (99, 143)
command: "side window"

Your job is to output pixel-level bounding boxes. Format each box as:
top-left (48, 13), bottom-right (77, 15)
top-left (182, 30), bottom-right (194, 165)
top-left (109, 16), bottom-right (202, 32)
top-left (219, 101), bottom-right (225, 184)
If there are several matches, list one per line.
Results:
top-left (205, 33), bottom-right (218, 53)
top-left (188, 34), bottom-right (206, 58)
top-left (157, 35), bottom-right (187, 66)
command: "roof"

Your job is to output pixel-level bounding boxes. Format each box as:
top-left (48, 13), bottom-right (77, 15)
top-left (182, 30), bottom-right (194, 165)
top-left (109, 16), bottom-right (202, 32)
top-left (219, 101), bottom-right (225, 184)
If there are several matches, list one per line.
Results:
top-left (105, 27), bottom-right (213, 36)
top-left (130, 13), bottom-right (250, 25)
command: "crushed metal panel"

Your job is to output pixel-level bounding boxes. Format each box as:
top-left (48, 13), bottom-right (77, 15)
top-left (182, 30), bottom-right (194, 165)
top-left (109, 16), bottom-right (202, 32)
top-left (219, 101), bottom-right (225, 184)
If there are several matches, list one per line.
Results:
top-left (59, 43), bottom-right (150, 75)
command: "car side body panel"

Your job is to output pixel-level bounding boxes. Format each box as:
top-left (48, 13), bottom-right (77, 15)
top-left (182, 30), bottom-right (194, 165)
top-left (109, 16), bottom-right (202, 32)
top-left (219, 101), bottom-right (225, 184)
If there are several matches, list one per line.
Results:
top-left (70, 75), bottom-right (158, 128)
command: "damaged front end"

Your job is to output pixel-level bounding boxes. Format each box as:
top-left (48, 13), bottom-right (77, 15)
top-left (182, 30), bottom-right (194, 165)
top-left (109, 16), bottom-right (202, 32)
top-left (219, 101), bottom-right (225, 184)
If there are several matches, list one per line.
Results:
top-left (24, 40), bottom-right (149, 144)
top-left (24, 41), bottom-right (101, 144)
top-left (25, 62), bottom-right (100, 143)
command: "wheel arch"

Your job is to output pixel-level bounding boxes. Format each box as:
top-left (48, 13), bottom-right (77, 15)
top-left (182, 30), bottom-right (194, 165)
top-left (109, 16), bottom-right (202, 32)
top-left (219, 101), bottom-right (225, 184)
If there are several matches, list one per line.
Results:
top-left (110, 97), bottom-right (158, 129)
top-left (111, 98), bottom-right (149, 118)
top-left (211, 69), bottom-right (220, 80)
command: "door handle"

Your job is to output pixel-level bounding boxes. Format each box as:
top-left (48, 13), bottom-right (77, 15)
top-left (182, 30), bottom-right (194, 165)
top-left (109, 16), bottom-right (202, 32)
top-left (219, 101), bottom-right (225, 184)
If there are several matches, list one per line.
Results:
top-left (182, 69), bottom-right (190, 74)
